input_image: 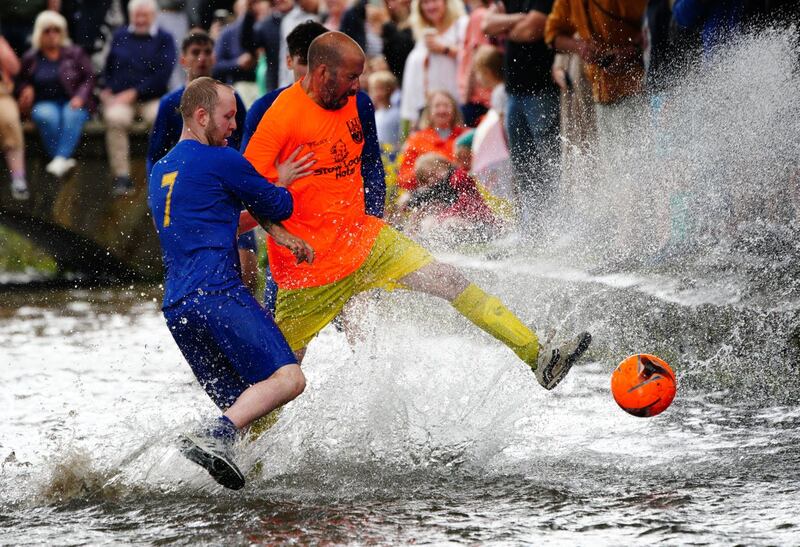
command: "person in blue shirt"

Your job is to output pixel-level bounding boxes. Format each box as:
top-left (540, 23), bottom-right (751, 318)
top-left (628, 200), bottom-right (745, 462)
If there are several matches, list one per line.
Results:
top-left (146, 31), bottom-right (262, 293)
top-left (102, 0), bottom-right (176, 195)
top-left (240, 21), bottom-right (385, 310)
top-left (149, 76), bottom-right (314, 490)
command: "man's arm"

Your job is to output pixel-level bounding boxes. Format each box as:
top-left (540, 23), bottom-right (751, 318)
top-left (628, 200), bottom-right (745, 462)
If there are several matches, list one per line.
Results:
top-left (357, 92), bottom-right (386, 218)
top-left (482, 2), bottom-right (526, 36)
top-left (507, 10), bottom-right (548, 42)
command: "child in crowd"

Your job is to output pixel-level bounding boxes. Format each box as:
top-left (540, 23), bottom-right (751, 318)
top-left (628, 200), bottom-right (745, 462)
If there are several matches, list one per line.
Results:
top-left (470, 45), bottom-right (515, 219)
top-left (367, 69), bottom-right (401, 152)
top-left (402, 152), bottom-right (499, 240)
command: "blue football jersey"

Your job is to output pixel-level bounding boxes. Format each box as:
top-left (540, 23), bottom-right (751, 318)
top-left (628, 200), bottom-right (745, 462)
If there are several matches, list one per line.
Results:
top-left (148, 139), bottom-right (292, 308)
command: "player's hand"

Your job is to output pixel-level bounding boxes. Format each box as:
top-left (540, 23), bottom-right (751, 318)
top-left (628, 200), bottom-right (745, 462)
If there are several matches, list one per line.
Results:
top-left (275, 145), bottom-right (316, 187)
top-left (268, 223), bottom-right (315, 264)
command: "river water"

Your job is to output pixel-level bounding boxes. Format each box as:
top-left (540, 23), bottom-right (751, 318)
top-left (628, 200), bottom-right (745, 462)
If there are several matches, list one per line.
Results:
top-left (2, 27), bottom-right (800, 546)
top-left (1, 248), bottom-right (799, 545)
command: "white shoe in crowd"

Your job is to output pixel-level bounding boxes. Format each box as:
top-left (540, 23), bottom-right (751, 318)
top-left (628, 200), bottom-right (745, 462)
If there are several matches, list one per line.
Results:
top-left (10, 178), bottom-right (29, 200)
top-left (45, 156), bottom-right (77, 178)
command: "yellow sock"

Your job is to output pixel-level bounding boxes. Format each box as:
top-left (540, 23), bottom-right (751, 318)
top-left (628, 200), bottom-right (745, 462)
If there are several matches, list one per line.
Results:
top-left (451, 283), bottom-right (539, 367)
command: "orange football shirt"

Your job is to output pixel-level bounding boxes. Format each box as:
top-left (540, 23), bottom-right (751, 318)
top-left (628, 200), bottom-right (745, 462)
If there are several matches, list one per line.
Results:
top-left (244, 81), bottom-right (385, 289)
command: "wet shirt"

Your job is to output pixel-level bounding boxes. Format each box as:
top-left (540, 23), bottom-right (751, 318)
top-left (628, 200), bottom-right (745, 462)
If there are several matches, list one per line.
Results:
top-left (149, 139), bottom-right (293, 308)
top-left (244, 81), bottom-right (385, 290)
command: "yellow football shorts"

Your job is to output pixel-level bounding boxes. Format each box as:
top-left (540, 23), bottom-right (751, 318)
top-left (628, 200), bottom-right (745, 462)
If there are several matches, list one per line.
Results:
top-left (274, 225), bottom-right (434, 350)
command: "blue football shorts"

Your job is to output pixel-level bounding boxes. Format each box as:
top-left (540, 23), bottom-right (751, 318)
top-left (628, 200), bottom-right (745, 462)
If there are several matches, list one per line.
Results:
top-left (163, 285), bottom-right (296, 409)
top-left (236, 230), bottom-right (258, 253)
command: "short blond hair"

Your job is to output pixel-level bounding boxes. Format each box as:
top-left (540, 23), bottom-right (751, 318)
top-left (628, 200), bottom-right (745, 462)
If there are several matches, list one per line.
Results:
top-left (473, 45), bottom-right (503, 81)
top-left (180, 77), bottom-right (230, 121)
top-left (368, 70), bottom-right (398, 93)
top-left (32, 11), bottom-right (71, 51)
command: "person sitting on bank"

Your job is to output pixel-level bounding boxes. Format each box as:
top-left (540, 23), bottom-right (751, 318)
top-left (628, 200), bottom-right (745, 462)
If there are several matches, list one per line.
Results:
top-left (102, 0), bottom-right (176, 196)
top-left (17, 10), bottom-right (95, 180)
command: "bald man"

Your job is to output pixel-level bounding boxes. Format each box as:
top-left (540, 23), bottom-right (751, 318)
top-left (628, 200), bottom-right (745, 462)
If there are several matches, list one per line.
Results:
top-left (244, 32), bottom-right (592, 393)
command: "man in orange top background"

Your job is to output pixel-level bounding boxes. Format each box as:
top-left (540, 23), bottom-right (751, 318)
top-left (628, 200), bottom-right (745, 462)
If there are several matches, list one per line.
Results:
top-left (244, 31), bottom-right (591, 390)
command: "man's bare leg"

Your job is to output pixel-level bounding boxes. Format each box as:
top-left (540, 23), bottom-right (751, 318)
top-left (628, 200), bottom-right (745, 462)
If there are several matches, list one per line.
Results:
top-left (399, 261), bottom-right (540, 365)
top-left (399, 260), bottom-right (592, 390)
top-left (223, 364), bottom-right (305, 429)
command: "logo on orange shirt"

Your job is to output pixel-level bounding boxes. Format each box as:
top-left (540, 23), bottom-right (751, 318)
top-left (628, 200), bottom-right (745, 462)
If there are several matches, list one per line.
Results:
top-left (346, 117), bottom-right (363, 144)
top-left (331, 139), bottom-right (348, 163)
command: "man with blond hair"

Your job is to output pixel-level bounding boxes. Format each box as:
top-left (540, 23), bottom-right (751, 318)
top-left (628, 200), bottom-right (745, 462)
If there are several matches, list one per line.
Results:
top-left (149, 77), bottom-right (313, 490)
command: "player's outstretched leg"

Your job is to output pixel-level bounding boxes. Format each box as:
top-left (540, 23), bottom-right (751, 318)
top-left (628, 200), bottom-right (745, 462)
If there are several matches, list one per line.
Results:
top-left (401, 262), bottom-right (592, 390)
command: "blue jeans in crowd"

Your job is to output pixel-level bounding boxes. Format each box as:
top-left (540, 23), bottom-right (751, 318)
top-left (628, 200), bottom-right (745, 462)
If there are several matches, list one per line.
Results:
top-left (31, 100), bottom-right (90, 159)
top-left (505, 90), bottom-right (560, 216)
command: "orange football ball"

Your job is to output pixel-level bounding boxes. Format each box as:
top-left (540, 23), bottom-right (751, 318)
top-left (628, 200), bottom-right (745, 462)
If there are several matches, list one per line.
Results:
top-left (611, 354), bottom-right (676, 417)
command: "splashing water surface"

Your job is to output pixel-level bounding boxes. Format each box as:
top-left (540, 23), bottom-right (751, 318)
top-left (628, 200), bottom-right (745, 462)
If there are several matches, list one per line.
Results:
top-left (2, 29), bottom-right (800, 545)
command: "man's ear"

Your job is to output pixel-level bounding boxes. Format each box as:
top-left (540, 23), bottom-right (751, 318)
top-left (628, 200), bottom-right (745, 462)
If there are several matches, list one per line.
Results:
top-left (286, 54), bottom-right (294, 70)
top-left (195, 106), bottom-right (209, 128)
top-left (179, 53), bottom-right (189, 70)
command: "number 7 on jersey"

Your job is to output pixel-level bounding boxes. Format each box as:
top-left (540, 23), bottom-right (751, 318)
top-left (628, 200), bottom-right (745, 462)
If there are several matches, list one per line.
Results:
top-left (160, 171), bottom-right (178, 227)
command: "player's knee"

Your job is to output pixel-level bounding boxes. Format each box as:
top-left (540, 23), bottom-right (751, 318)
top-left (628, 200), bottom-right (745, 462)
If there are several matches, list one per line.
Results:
top-left (282, 365), bottom-right (306, 398)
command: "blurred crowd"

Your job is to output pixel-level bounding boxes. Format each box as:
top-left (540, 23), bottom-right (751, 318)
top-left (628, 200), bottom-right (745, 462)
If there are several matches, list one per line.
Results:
top-left (0, 0), bottom-right (797, 245)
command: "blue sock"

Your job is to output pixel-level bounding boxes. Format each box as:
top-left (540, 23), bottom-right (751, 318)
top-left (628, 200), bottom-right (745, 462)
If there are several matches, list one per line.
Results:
top-left (208, 415), bottom-right (238, 443)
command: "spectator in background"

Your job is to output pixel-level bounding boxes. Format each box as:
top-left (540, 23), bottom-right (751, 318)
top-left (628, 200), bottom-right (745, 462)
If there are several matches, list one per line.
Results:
top-left (323, 0), bottom-right (347, 31)
top-left (213, 0), bottom-right (258, 105)
top-left (545, 0), bottom-right (647, 157)
top-left (17, 11), bottom-right (95, 180)
top-left (403, 152), bottom-right (499, 238)
top-left (483, 0), bottom-right (559, 223)
top-left (146, 31), bottom-right (258, 294)
top-left (368, 69), bottom-right (402, 151)
top-left (470, 45), bottom-right (516, 215)
top-left (60, 0), bottom-right (114, 55)
top-left (340, 0), bottom-right (387, 60)
top-left (400, 0), bottom-right (466, 134)
top-left (158, 0), bottom-right (190, 91)
top-left (0, 35), bottom-right (28, 200)
top-left (102, 0), bottom-right (176, 195)
top-left (241, 0), bottom-right (296, 93)
top-left (278, 0), bottom-right (322, 87)
top-left (456, 0), bottom-right (492, 127)
top-left (398, 89), bottom-right (466, 189)
top-left (381, 0), bottom-right (415, 85)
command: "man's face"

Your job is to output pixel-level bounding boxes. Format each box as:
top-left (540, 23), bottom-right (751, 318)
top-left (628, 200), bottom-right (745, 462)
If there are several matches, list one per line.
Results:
top-left (204, 87), bottom-right (237, 146)
top-left (318, 53), bottom-right (364, 110)
top-left (131, 6), bottom-right (156, 34)
top-left (182, 42), bottom-right (215, 81)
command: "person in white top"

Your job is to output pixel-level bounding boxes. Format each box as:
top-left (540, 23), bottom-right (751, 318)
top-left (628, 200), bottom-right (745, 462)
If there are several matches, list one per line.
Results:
top-left (399, 0), bottom-right (466, 135)
top-left (278, 0), bottom-right (321, 88)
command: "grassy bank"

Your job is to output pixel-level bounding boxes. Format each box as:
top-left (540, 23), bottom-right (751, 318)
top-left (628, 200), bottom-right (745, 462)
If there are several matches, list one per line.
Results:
top-left (0, 226), bottom-right (58, 274)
